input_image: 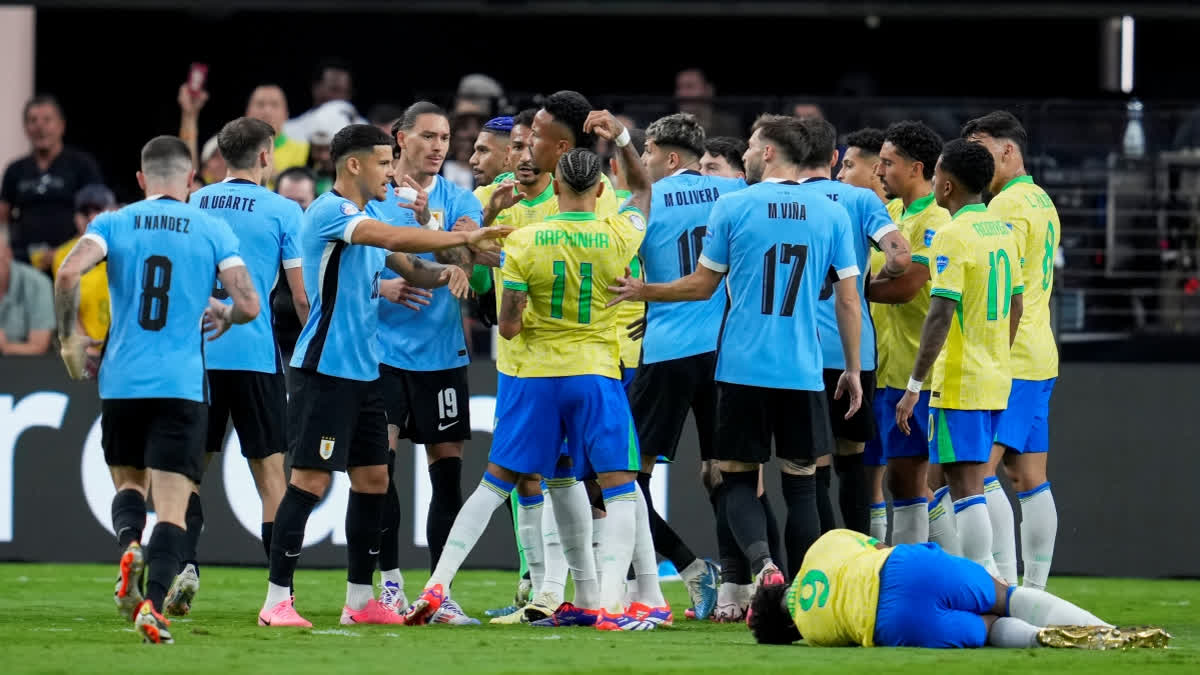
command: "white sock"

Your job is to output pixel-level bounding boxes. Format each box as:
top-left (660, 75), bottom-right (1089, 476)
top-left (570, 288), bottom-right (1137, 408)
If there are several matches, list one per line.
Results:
top-left (381, 569), bottom-right (404, 587)
top-left (891, 498), bottom-right (929, 545)
top-left (631, 485), bottom-right (666, 607)
top-left (597, 481), bottom-right (639, 613)
top-left (346, 582), bottom-right (373, 610)
top-left (548, 480), bottom-right (600, 609)
top-left (1007, 586), bottom-right (1111, 627)
top-left (264, 582), bottom-right (291, 610)
top-left (426, 474), bottom-right (511, 590)
top-left (869, 502), bottom-right (889, 543)
top-left (984, 476), bottom-right (1018, 583)
top-left (929, 486), bottom-right (960, 556)
top-left (954, 496), bottom-right (999, 575)
top-left (988, 616), bottom-right (1043, 647)
top-left (717, 580), bottom-right (739, 606)
top-left (516, 492), bottom-right (546, 595)
top-left (1018, 482), bottom-right (1057, 590)
top-left (678, 558), bottom-right (706, 584)
top-left (591, 513), bottom-right (606, 576)
top-left (541, 491), bottom-right (568, 600)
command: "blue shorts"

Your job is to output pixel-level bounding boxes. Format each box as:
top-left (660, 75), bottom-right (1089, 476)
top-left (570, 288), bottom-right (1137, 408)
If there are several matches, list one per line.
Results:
top-left (490, 374), bottom-right (640, 478)
top-left (928, 408), bottom-right (999, 465)
top-left (993, 378), bottom-right (1055, 454)
top-left (874, 543), bottom-right (996, 648)
top-left (621, 367), bottom-right (637, 392)
top-left (875, 387), bottom-right (931, 461)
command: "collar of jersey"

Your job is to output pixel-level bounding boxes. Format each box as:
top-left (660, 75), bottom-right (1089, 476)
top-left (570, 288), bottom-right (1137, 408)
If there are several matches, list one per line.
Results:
top-left (221, 177), bottom-right (257, 186)
top-left (904, 192), bottom-right (936, 218)
top-left (145, 194), bottom-right (179, 202)
top-left (671, 168), bottom-right (702, 177)
top-left (952, 203), bottom-right (988, 219)
top-left (520, 179), bottom-right (555, 207)
top-left (615, 189), bottom-right (631, 200)
top-left (391, 176), bottom-right (439, 198)
top-left (546, 211), bottom-right (595, 221)
top-left (764, 177), bottom-right (800, 185)
top-left (999, 174), bottom-right (1034, 192)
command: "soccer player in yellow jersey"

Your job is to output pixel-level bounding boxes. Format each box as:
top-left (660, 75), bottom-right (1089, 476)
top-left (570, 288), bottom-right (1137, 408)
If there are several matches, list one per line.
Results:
top-left (52, 185), bottom-right (116, 344)
top-left (964, 111), bottom-right (1062, 590)
top-left (869, 122), bottom-right (953, 548)
top-left (746, 529), bottom-right (1168, 649)
top-left (895, 139), bottom-right (1023, 578)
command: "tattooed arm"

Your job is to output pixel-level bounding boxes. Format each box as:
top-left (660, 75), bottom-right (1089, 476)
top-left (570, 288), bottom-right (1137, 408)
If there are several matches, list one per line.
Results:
top-left (498, 289), bottom-right (527, 340)
top-left (386, 253), bottom-right (469, 297)
top-left (876, 230), bottom-right (912, 279)
top-left (53, 237), bottom-right (106, 377)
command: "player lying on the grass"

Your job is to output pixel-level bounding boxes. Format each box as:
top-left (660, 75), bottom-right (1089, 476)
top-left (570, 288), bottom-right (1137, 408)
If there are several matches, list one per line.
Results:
top-left (747, 528), bottom-right (1171, 649)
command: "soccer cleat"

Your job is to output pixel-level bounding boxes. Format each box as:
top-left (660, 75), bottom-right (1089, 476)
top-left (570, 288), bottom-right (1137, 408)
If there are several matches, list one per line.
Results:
top-left (529, 602), bottom-right (600, 627)
top-left (595, 609), bottom-right (656, 631)
top-left (258, 597), bottom-right (312, 628)
top-left (522, 591), bottom-right (562, 623)
top-left (134, 600), bottom-right (173, 644)
top-left (401, 584), bottom-right (446, 626)
top-left (429, 598), bottom-right (481, 625)
top-left (627, 602), bottom-right (673, 627)
top-left (164, 563), bottom-right (199, 617)
top-left (114, 542), bottom-right (145, 621)
top-left (713, 600), bottom-right (747, 623)
top-left (683, 559), bottom-right (720, 621)
top-left (378, 580), bottom-right (408, 615)
top-left (754, 562), bottom-right (786, 592)
top-left (484, 603), bottom-right (522, 618)
top-left (341, 598), bottom-right (405, 625)
top-left (1037, 625), bottom-right (1172, 650)
top-left (488, 606), bottom-right (529, 625)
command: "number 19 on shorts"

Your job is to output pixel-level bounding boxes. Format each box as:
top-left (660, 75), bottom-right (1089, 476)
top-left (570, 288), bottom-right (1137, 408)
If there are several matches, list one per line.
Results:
top-left (437, 388), bottom-right (458, 420)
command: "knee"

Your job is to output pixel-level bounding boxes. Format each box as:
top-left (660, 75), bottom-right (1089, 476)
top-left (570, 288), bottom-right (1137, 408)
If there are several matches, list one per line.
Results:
top-left (701, 461), bottom-right (723, 495)
top-left (290, 468), bottom-right (332, 497)
top-left (719, 460), bottom-right (759, 475)
top-left (426, 442), bottom-right (463, 463)
top-left (780, 459), bottom-right (815, 476)
top-left (349, 465), bottom-right (389, 494)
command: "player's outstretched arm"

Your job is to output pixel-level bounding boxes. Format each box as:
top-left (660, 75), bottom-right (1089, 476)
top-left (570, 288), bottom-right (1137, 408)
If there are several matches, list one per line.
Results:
top-left (498, 289), bottom-right (527, 340)
top-left (53, 237), bottom-right (105, 378)
top-left (435, 216), bottom-right (478, 267)
top-left (353, 218), bottom-right (512, 254)
top-left (386, 253), bottom-right (470, 298)
top-left (832, 275), bottom-right (863, 418)
top-left (875, 230), bottom-right (912, 280)
top-left (868, 257), bottom-right (928, 304)
top-left (585, 110), bottom-right (652, 218)
top-left (895, 296), bottom-right (955, 434)
top-left (606, 264), bottom-right (723, 306)
top-left (1009, 291), bottom-right (1024, 347)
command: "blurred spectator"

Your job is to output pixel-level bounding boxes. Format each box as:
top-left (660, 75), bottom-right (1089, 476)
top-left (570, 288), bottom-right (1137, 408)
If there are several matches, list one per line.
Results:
top-left (455, 73), bottom-right (505, 117)
top-left (284, 58), bottom-right (364, 141)
top-left (444, 112), bottom-right (484, 190)
top-left (247, 85), bottom-right (309, 187)
top-left (177, 81), bottom-right (208, 177)
top-left (200, 136), bottom-right (226, 186)
top-left (700, 136), bottom-right (747, 179)
top-left (0, 95), bottom-right (103, 265)
top-left (307, 131), bottom-right (335, 195)
top-left (792, 103), bottom-right (826, 119)
top-left (0, 223), bottom-right (54, 355)
top-left (51, 184), bottom-right (115, 343)
top-left (368, 103), bottom-right (405, 135)
top-left (276, 166), bottom-right (317, 210)
top-left (675, 68), bottom-right (742, 138)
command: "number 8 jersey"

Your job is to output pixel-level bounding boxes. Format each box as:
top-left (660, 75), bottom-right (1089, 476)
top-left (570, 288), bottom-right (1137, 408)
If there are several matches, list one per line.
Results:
top-left (83, 196), bottom-right (241, 402)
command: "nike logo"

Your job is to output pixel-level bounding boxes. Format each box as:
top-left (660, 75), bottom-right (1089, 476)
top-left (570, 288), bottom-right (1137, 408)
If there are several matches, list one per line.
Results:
top-left (368, 548), bottom-right (380, 555)
top-left (284, 551), bottom-right (301, 558)
top-left (261, 617), bottom-right (272, 625)
top-left (437, 421), bottom-right (459, 431)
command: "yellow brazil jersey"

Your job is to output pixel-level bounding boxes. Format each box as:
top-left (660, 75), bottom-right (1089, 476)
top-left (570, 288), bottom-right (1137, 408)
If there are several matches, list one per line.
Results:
top-left (787, 529), bottom-right (893, 647)
top-left (612, 189), bottom-right (644, 370)
top-left (52, 237), bottom-right (110, 342)
top-left (268, 134), bottom-right (309, 190)
top-left (499, 207), bottom-right (647, 379)
top-left (875, 194), bottom-right (952, 390)
top-left (987, 175), bottom-right (1060, 381)
top-left (868, 198), bottom-right (907, 384)
top-left (485, 174), bottom-right (621, 376)
top-left (928, 203), bottom-right (1024, 410)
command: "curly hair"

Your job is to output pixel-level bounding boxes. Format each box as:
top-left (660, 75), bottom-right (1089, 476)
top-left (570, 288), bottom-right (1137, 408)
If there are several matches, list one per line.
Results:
top-left (844, 127), bottom-right (885, 157)
top-left (883, 121), bottom-right (943, 180)
top-left (961, 110), bottom-right (1028, 157)
top-left (645, 113), bottom-right (706, 159)
top-left (542, 90), bottom-right (597, 150)
top-left (939, 138), bottom-right (995, 195)
top-left (556, 147), bottom-right (603, 193)
top-left (748, 582), bottom-right (802, 645)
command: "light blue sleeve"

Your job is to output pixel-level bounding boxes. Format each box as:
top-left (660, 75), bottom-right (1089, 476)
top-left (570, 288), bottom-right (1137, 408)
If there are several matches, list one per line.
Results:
top-left (84, 211), bottom-right (115, 249)
top-left (860, 191), bottom-right (896, 243)
top-left (698, 196), bottom-right (732, 272)
top-left (282, 200), bottom-right (304, 264)
top-left (831, 208), bottom-right (859, 278)
top-left (453, 189), bottom-right (484, 232)
top-left (315, 196), bottom-right (369, 243)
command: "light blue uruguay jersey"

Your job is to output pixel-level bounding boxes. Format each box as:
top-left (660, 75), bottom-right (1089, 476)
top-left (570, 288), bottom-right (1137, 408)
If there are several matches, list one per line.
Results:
top-left (190, 178), bottom-right (303, 373)
top-left (368, 175), bottom-right (482, 371)
top-left (290, 190), bottom-right (388, 381)
top-left (83, 196), bottom-right (242, 402)
top-left (641, 170), bottom-right (747, 364)
top-left (699, 179), bottom-right (858, 391)
top-left (804, 177), bottom-right (897, 371)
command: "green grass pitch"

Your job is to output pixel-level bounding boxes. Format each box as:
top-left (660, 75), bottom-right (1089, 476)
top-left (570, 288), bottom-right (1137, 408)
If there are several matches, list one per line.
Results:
top-left (0, 564), bottom-right (1196, 674)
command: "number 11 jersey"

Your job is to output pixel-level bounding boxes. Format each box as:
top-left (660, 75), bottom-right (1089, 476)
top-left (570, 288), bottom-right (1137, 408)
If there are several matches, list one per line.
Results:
top-left (82, 196), bottom-right (242, 402)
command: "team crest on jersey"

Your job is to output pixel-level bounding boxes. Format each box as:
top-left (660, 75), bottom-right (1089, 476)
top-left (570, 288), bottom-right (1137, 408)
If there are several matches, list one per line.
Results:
top-left (627, 211), bottom-right (646, 232)
top-left (498, 250), bottom-right (507, 268)
top-left (1005, 222), bottom-right (1014, 230)
top-left (924, 229), bottom-right (936, 247)
top-left (425, 210), bottom-right (445, 231)
top-left (935, 255), bottom-right (949, 274)
top-left (319, 436), bottom-right (336, 460)
top-left (341, 201), bottom-right (358, 216)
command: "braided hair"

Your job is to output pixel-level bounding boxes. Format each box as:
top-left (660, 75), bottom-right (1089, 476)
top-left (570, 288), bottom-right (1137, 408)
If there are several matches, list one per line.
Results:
top-left (556, 147), bottom-right (603, 193)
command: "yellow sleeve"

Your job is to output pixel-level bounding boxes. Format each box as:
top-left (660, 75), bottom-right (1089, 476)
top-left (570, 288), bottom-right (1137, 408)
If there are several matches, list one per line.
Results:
top-left (907, 221), bottom-right (934, 271)
top-left (1010, 234), bottom-right (1025, 296)
top-left (596, 175), bottom-right (620, 217)
top-left (930, 227), bottom-right (966, 301)
top-left (500, 231), bottom-right (531, 292)
top-left (615, 206), bottom-right (648, 257)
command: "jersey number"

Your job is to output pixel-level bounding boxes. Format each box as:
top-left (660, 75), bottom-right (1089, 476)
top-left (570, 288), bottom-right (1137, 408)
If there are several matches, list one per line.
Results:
top-left (675, 226), bottom-right (707, 276)
top-left (798, 569), bottom-right (830, 611)
top-left (986, 249), bottom-right (1014, 321)
top-left (551, 260), bottom-right (593, 324)
top-left (437, 388), bottom-right (458, 419)
top-left (138, 255), bottom-right (173, 331)
top-left (1041, 221), bottom-right (1056, 291)
top-left (760, 243), bottom-right (808, 316)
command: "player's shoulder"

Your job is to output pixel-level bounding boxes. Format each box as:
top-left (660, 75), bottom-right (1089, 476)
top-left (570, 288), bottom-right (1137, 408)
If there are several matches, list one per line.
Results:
top-left (435, 174), bottom-right (475, 201)
top-left (309, 191), bottom-right (361, 218)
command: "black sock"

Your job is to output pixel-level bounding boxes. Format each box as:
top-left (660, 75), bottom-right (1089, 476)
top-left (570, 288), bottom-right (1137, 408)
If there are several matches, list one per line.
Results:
top-left (260, 522), bottom-right (273, 562)
top-left (346, 490), bottom-right (385, 585)
top-left (111, 489), bottom-right (146, 548)
top-left (814, 465), bottom-right (835, 533)
top-left (720, 469), bottom-right (771, 575)
top-left (269, 484), bottom-right (321, 588)
top-left (638, 472), bottom-right (697, 572)
top-left (379, 460), bottom-right (401, 572)
top-left (780, 473), bottom-right (820, 581)
top-left (426, 456), bottom-right (463, 572)
top-left (145, 522), bottom-right (187, 612)
top-left (183, 492), bottom-right (203, 574)
top-left (834, 454), bottom-right (870, 535)
top-left (761, 493), bottom-right (783, 568)
top-left (712, 483), bottom-right (750, 585)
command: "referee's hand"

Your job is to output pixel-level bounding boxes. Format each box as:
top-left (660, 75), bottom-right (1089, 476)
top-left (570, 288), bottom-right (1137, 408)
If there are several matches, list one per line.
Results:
top-left (834, 369), bottom-right (862, 419)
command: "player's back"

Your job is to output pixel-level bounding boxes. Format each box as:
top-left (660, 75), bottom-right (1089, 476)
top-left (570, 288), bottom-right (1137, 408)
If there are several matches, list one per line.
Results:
top-left (929, 204), bottom-right (1023, 410)
top-left (191, 178), bottom-right (302, 373)
top-left (787, 529), bottom-right (893, 647)
top-left (88, 197), bottom-right (240, 402)
top-left (500, 207), bottom-right (646, 380)
top-left (641, 170), bottom-right (746, 364)
top-left (702, 181), bottom-right (857, 391)
top-left (987, 176), bottom-right (1060, 381)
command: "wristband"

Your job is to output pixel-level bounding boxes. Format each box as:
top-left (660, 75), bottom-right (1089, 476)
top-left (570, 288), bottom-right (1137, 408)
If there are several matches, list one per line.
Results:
top-left (615, 128), bottom-right (631, 148)
top-left (906, 377), bottom-right (923, 393)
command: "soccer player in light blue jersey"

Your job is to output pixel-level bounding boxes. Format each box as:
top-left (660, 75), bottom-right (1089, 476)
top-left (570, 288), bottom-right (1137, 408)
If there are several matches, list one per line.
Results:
top-left (610, 114), bottom-right (864, 590)
top-left (54, 135), bottom-right (262, 643)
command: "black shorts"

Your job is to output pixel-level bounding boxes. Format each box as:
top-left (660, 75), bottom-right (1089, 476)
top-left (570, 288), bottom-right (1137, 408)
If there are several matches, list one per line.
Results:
top-left (628, 352), bottom-right (717, 462)
top-left (379, 364), bottom-right (472, 445)
top-left (288, 368), bottom-right (390, 472)
top-left (715, 382), bottom-right (834, 464)
top-left (822, 369), bottom-right (878, 443)
top-left (101, 398), bottom-right (208, 483)
top-left (206, 369), bottom-right (287, 458)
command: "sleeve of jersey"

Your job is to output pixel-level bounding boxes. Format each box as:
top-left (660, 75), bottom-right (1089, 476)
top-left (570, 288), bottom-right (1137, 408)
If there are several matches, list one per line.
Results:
top-left (862, 194), bottom-right (898, 243)
top-left (500, 235), bottom-right (529, 292)
top-left (81, 212), bottom-right (113, 256)
top-left (616, 206), bottom-right (647, 254)
top-left (212, 216), bottom-right (245, 271)
top-left (319, 198), bottom-right (370, 243)
top-left (1010, 235), bottom-right (1025, 296)
top-left (281, 202), bottom-right (304, 268)
top-left (908, 221), bottom-right (933, 269)
top-left (455, 190), bottom-right (485, 232)
top-left (698, 199), bottom-right (730, 273)
top-left (832, 211), bottom-right (861, 279)
top-left (929, 229), bottom-right (965, 301)
top-left (596, 176), bottom-right (620, 217)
